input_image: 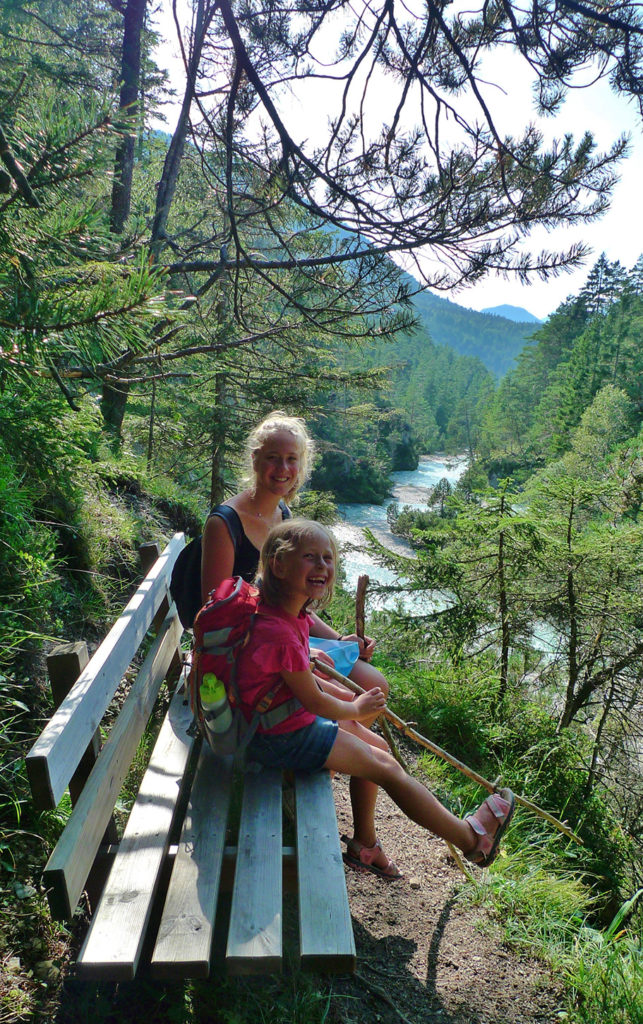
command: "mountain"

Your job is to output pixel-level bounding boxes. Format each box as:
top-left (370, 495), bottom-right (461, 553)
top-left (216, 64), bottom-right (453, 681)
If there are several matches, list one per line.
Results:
top-left (407, 285), bottom-right (539, 378)
top-left (481, 304), bottom-right (542, 324)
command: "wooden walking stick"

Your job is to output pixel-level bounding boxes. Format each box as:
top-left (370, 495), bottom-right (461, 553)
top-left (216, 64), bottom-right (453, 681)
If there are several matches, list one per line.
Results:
top-left (312, 657), bottom-right (583, 846)
top-left (355, 574), bottom-right (408, 771)
top-left (355, 574), bottom-right (368, 649)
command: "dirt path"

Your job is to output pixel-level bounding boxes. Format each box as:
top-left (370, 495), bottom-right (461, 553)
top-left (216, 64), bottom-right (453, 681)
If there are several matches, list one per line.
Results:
top-left (329, 772), bottom-right (565, 1024)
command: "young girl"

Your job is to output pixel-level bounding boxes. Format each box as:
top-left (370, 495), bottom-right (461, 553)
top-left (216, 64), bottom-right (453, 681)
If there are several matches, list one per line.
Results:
top-left (236, 519), bottom-right (515, 876)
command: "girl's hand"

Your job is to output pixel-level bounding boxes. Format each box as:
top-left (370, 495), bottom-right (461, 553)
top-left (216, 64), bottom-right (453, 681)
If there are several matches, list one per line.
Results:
top-left (353, 687), bottom-right (386, 720)
top-left (310, 648), bottom-right (334, 680)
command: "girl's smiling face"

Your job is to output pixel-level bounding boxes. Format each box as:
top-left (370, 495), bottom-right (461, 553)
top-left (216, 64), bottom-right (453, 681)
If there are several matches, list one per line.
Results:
top-left (274, 528), bottom-right (335, 610)
top-left (253, 429), bottom-right (302, 497)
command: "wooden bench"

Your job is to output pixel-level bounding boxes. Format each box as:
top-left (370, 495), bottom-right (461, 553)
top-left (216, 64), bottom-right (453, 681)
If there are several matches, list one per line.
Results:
top-left (26, 534), bottom-right (356, 980)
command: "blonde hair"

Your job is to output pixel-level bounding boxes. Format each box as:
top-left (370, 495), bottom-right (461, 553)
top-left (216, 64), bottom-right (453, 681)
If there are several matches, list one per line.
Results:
top-left (243, 411), bottom-right (315, 502)
top-left (258, 519), bottom-right (338, 612)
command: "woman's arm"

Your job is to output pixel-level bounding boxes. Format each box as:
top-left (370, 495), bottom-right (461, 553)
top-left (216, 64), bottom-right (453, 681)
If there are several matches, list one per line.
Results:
top-left (201, 514), bottom-right (236, 602)
top-left (307, 612), bottom-right (339, 641)
top-left (308, 612), bottom-right (376, 662)
top-left (281, 667), bottom-right (385, 722)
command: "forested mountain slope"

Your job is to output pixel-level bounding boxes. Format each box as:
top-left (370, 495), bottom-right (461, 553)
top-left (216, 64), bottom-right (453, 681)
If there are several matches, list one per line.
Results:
top-left (477, 253), bottom-right (643, 472)
top-left (409, 284), bottom-right (539, 377)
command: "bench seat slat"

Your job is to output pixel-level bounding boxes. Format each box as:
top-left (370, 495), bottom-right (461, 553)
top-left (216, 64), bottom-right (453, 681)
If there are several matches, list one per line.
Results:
top-left (26, 533), bottom-right (186, 810)
top-left (76, 682), bottom-right (195, 980)
top-left (42, 613), bottom-right (184, 920)
top-left (226, 768), bottom-right (283, 974)
top-left (295, 772), bottom-right (356, 973)
top-left (150, 746), bottom-right (234, 979)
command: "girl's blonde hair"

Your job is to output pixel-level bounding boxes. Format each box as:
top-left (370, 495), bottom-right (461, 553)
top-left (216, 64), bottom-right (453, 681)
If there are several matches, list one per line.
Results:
top-left (258, 519), bottom-right (338, 612)
top-left (242, 411), bottom-right (315, 502)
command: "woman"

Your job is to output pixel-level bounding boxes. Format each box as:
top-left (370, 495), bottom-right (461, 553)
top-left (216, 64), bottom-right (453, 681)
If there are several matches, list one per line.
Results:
top-left (201, 412), bottom-right (398, 873)
top-left (201, 410), bottom-right (389, 700)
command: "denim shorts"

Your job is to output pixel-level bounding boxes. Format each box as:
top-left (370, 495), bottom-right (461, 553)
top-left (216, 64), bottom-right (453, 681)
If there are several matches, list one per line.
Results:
top-left (309, 638), bottom-right (360, 678)
top-left (247, 716), bottom-right (339, 773)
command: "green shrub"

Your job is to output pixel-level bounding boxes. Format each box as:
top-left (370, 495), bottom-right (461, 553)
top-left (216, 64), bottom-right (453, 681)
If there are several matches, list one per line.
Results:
top-left (382, 655), bottom-right (494, 766)
top-left (494, 703), bottom-right (633, 906)
top-left (0, 446), bottom-right (60, 668)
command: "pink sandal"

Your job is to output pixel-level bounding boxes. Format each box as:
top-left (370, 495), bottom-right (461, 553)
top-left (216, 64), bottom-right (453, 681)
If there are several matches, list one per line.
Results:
top-left (341, 835), bottom-right (403, 880)
top-left (464, 788), bottom-right (515, 867)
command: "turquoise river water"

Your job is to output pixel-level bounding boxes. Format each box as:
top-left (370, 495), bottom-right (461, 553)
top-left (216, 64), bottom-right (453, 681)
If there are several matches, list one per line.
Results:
top-left (334, 454), bottom-right (466, 614)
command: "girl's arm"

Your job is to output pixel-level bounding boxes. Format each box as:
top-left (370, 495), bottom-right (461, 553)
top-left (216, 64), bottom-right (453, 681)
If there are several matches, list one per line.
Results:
top-left (201, 514), bottom-right (236, 602)
top-left (281, 666), bottom-right (385, 722)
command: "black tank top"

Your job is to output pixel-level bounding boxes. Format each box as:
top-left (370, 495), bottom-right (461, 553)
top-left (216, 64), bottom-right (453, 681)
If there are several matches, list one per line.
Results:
top-left (209, 501), bottom-right (292, 581)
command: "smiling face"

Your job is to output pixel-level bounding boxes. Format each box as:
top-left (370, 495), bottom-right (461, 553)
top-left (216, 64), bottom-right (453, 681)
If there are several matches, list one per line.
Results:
top-left (272, 526), bottom-right (336, 612)
top-left (252, 429), bottom-right (303, 498)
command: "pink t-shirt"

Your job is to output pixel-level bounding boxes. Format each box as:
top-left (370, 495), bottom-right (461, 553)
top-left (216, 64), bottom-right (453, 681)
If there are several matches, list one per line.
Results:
top-left (235, 601), bottom-right (317, 735)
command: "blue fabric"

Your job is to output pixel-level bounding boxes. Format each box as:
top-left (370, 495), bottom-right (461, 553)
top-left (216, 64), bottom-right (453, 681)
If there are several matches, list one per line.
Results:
top-left (309, 637), bottom-right (360, 678)
top-left (246, 716), bottom-right (338, 773)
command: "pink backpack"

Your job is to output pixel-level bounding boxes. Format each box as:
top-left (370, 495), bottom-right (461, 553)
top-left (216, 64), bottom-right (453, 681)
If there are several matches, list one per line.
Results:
top-left (188, 576), bottom-right (300, 762)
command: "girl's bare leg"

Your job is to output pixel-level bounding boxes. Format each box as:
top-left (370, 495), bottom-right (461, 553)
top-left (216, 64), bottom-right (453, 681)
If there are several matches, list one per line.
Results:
top-left (339, 719), bottom-right (388, 847)
top-left (325, 729), bottom-right (477, 854)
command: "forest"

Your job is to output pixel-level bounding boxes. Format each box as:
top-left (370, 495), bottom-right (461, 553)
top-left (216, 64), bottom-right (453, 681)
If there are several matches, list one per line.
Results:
top-left (1, 1), bottom-right (642, 1022)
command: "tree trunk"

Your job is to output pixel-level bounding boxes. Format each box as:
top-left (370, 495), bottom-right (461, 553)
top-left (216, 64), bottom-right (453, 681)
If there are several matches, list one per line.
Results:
top-left (101, 380), bottom-right (131, 438)
top-left (498, 531), bottom-right (509, 706)
top-left (151, 0), bottom-right (214, 257)
top-left (496, 490), bottom-right (510, 708)
top-left (210, 373), bottom-right (227, 507)
top-left (146, 377), bottom-right (156, 470)
top-left (110, 0), bottom-right (147, 233)
top-left (558, 495), bottom-right (579, 732)
top-left (583, 673), bottom-right (616, 801)
top-left (101, 0), bottom-right (147, 434)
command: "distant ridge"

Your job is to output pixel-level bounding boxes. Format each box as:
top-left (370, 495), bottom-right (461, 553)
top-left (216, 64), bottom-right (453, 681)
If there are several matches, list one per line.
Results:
top-left (481, 303), bottom-right (542, 324)
top-left (406, 282), bottom-right (539, 378)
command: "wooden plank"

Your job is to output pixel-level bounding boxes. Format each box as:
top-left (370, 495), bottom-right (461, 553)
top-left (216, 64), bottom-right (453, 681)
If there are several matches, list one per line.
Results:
top-left (226, 769), bottom-right (283, 974)
top-left (26, 533), bottom-right (186, 810)
top-left (150, 747), bottom-right (234, 979)
top-left (35, 643), bottom-right (115, 838)
top-left (295, 772), bottom-right (356, 973)
top-left (42, 612), bottom-right (184, 920)
top-left (75, 680), bottom-right (195, 980)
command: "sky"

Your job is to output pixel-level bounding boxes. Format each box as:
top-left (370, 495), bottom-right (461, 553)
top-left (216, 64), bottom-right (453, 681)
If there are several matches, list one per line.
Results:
top-left (153, 3), bottom-right (642, 322)
top-left (455, 59), bottom-right (643, 319)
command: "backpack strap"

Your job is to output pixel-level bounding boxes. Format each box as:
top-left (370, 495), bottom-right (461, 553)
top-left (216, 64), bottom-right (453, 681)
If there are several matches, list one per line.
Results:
top-left (254, 680), bottom-right (301, 729)
top-left (208, 504), bottom-right (244, 553)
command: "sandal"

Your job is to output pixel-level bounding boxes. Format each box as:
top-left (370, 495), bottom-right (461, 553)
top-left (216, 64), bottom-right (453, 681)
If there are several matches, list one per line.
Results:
top-left (464, 788), bottom-right (515, 868)
top-left (341, 835), bottom-right (403, 880)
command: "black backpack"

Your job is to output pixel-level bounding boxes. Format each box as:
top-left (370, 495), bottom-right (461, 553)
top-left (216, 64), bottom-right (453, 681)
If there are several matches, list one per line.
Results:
top-left (170, 506), bottom-right (242, 629)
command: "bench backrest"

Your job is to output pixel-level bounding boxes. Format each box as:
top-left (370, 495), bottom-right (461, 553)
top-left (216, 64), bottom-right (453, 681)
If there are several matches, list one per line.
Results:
top-left (26, 533), bottom-right (187, 917)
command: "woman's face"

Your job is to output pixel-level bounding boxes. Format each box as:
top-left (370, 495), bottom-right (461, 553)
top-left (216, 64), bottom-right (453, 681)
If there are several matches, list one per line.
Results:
top-left (253, 429), bottom-right (302, 496)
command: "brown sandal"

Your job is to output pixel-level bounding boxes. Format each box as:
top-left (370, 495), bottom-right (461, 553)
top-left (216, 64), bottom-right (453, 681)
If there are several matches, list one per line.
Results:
top-left (341, 835), bottom-right (403, 880)
top-left (464, 788), bottom-right (515, 868)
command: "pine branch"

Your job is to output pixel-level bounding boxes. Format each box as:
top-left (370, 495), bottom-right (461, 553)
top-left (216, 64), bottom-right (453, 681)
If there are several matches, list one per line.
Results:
top-left (0, 123), bottom-right (40, 208)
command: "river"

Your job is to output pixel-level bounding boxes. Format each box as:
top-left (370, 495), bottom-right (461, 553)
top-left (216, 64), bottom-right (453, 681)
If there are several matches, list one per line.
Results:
top-left (334, 454), bottom-right (467, 614)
